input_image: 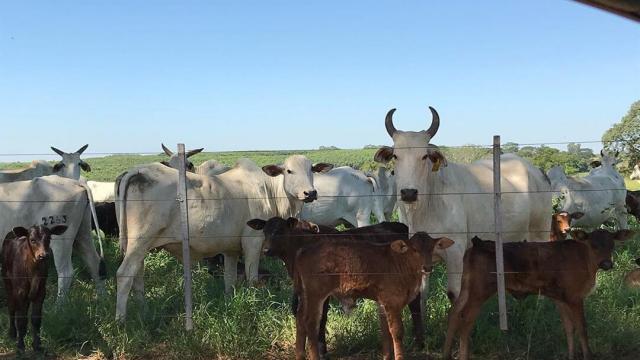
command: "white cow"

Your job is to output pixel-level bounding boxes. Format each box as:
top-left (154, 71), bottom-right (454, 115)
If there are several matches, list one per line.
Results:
top-left (87, 181), bottom-right (115, 203)
top-left (299, 166), bottom-right (385, 227)
top-left (548, 158), bottom-right (627, 229)
top-left (115, 155), bottom-right (332, 319)
top-left (368, 166), bottom-right (398, 222)
top-left (631, 164), bottom-right (640, 180)
top-left (0, 176), bottom-right (106, 297)
top-left (196, 159), bottom-right (230, 177)
top-left (374, 107), bottom-right (551, 300)
top-left (0, 145), bottom-right (91, 183)
top-left (160, 143), bottom-right (203, 172)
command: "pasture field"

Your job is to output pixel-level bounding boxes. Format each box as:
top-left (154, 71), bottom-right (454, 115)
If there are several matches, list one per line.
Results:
top-left (0, 150), bottom-right (638, 359)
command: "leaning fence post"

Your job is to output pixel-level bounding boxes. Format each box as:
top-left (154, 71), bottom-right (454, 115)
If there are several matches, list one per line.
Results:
top-left (177, 143), bottom-right (194, 331)
top-left (493, 135), bottom-right (508, 330)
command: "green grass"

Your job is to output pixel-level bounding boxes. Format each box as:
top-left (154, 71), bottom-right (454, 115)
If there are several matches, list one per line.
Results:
top-left (0, 151), bottom-right (639, 359)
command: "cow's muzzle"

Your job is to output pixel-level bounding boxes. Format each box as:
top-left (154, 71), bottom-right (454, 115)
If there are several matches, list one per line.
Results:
top-left (400, 188), bottom-right (418, 203)
top-left (599, 260), bottom-right (613, 271)
top-left (303, 190), bottom-right (318, 203)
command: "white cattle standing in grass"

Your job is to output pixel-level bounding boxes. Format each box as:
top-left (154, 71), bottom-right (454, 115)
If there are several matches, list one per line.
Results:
top-left (115, 155), bottom-right (332, 320)
top-left (547, 152), bottom-right (627, 229)
top-left (0, 176), bottom-right (106, 297)
top-left (300, 166), bottom-right (386, 227)
top-left (0, 145), bottom-right (91, 183)
top-left (374, 107), bottom-right (551, 301)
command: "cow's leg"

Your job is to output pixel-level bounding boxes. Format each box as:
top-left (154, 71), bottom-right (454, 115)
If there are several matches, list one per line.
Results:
top-left (295, 295), bottom-right (307, 360)
top-left (567, 301), bottom-right (591, 360)
top-left (15, 303), bottom-right (28, 352)
top-left (241, 232), bottom-right (262, 284)
top-left (223, 253), bottom-right (239, 294)
top-left (115, 241), bottom-right (147, 321)
top-left (319, 298), bottom-right (330, 359)
top-left (7, 297), bottom-right (16, 340)
top-left (444, 281), bottom-right (488, 360)
top-left (378, 305), bottom-right (393, 360)
top-left (132, 261), bottom-right (146, 309)
top-left (554, 300), bottom-right (575, 360)
top-left (382, 305), bottom-right (405, 360)
top-left (74, 223), bottom-right (106, 296)
top-left (615, 206), bottom-right (629, 230)
top-left (31, 300), bottom-right (44, 352)
top-left (456, 299), bottom-right (484, 360)
top-left (355, 209), bottom-right (372, 227)
top-left (444, 245), bottom-right (465, 302)
top-left (407, 293), bottom-right (424, 349)
top-left (305, 295), bottom-right (329, 360)
top-left (52, 244), bottom-right (74, 299)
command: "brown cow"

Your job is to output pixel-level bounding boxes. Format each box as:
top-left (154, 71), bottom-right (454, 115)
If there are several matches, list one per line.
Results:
top-left (292, 231), bottom-right (453, 360)
top-left (625, 190), bottom-right (640, 221)
top-left (550, 211), bottom-right (584, 241)
top-left (1, 224), bottom-right (67, 352)
top-left (247, 218), bottom-right (426, 357)
top-left (443, 229), bottom-right (633, 360)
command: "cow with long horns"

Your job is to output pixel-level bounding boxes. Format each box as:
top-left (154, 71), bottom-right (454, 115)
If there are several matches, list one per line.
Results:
top-left (0, 145), bottom-right (91, 183)
top-left (374, 106), bottom-right (551, 301)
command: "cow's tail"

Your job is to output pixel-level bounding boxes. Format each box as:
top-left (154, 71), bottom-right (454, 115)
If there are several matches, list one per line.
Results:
top-left (116, 171), bottom-right (133, 255)
top-left (79, 179), bottom-right (107, 279)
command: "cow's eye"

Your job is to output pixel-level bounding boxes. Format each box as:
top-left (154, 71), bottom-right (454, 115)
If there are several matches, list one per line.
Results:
top-left (287, 169), bottom-right (293, 174)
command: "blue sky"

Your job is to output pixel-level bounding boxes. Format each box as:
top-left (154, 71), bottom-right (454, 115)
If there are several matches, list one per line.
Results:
top-left (1, 0), bottom-right (638, 160)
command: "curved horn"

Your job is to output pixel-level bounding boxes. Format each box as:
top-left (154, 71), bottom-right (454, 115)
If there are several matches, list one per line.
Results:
top-left (186, 148), bottom-right (204, 158)
top-left (426, 106), bottom-right (440, 138)
top-left (75, 144), bottom-right (89, 155)
top-left (385, 108), bottom-right (397, 137)
top-left (161, 143), bottom-right (174, 156)
top-left (51, 146), bottom-right (65, 156)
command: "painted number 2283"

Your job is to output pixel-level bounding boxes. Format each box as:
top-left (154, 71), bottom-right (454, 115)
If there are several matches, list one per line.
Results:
top-left (41, 215), bottom-right (67, 226)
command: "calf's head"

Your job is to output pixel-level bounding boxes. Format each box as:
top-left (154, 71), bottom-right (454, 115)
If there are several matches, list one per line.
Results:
top-left (160, 143), bottom-right (203, 172)
top-left (551, 211), bottom-right (584, 240)
top-left (374, 107), bottom-right (445, 204)
top-left (51, 144), bottom-right (91, 179)
top-left (262, 155), bottom-right (333, 203)
top-left (391, 231), bottom-right (454, 271)
top-left (12, 225), bottom-right (67, 262)
top-left (247, 217), bottom-right (320, 257)
top-left (570, 229), bottom-right (634, 270)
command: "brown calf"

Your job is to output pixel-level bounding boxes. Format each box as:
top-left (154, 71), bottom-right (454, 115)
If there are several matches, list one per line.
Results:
top-left (293, 232), bottom-right (453, 360)
top-left (625, 190), bottom-right (640, 221)
top-left (443, 229), bottom-right (633, 360)
top-left (1, 224), bottom-right (67, 352)
top-left (247, 218), bottom-right (426, 357)
top-left (550, 211), bottom-right (584, 241)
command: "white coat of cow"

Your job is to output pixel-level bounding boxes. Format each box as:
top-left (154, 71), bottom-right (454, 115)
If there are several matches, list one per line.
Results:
top-left (196, 159), bottom-right (231, 177)
top-left (0, 176), bottom-right (106, 297)
top-left (631, 164), bottom-right (640, 180)
top-left (374, 107), bottom-right (551, 300)
top-left (115, 155), bottom-right (332, 319)
top-left (87, 181), bottom-right (116, 203)
top-left (0, 145), bottom-right (91, 183)
top-left (299, 166), bottom-right (385, 227)
top-left (547, 152), bottom-right (627, 229)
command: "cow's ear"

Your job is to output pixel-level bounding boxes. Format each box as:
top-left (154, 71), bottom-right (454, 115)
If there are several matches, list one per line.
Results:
top-left (262, 165), bottom-right (284, 177)
top-left (53, 162), bottom-right (65, 172)
top-left (614, 230), bottom-right (634, 242)
top-left (79, 161), bottom-right (91, 172)
top-left (390, 240), bottom-right (409, 254)
top-left (424, 150), bottom-right (448, 172)
top-left (312, 163), bottom-right (333, 173)
top-left (435, 237), bottom-right (454, 250)
top-left (49, 225), bottom-right (68, 236)
top-left (374, 146), bottom-right (394, 163)
top-left (571, 212), bottom-right (584, 220)
top-left (286, 217), bottom-right (299, 228)
top-left (590, 160), bottom-right (601, 168)
top-left (246, 219), bottom-right (266, 230)
top-left (12, 227), bottom-right (29, 238)
top-left (570, 230), bottom-right (588, 241)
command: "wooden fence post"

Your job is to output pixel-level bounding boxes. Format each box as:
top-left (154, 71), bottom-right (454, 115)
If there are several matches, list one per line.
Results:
top-left (177, 143), bottom-right (194, 331)
top-left (493, 135), bottom-right (508, 330)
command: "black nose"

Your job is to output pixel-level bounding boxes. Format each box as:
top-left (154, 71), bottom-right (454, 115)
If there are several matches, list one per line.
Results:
top-left (37, 254), bottom-right (47, 260)
top-left (303, 190), bottom-right (318, 202)
top-left (599, 260), bottom-right (613, 270)
top-left (400, 189), bottom-right (418, 202)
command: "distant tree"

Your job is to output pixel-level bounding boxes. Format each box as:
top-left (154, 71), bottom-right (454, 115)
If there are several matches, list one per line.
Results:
top-left (363, 145), bottom-right (383, 149)
top-left (602, 100), bottom-right (640, 170)
top-left (319, 146), bottom-right (339, 150)
top-left (502, 142), bottom-right (519, 154)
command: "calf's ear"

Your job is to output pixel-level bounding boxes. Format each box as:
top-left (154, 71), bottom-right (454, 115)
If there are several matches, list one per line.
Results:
top-left (312, 163), bottom-right (333, 173)
top-left (262, 165), bottom-right (285, 177)
top-left (79, 160), bottom-right (91, 172)
top-left (12, 227), bottom-right (29, 238)
top-left (50, 225), bottom-right (68, 236)
top-left (435, 237), bottom-right (455, 250)
top-left (374, 146), bottom-right (394, 163)
top-left (570, 229), bottom-right (588, 241)
top-left (390, 240), bottom-right (409, 254)
top-left (246, 219), bottom-right (266, 230)
top-left (614, 230), bottom-right (634, 242)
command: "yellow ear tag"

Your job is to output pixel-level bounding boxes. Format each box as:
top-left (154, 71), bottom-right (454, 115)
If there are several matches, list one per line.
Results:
top-left (431, 157), bottom-right (442, 172)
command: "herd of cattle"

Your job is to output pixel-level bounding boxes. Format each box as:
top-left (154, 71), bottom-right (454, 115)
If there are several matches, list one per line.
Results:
top-left (1, 107), bottom-right (639, 359)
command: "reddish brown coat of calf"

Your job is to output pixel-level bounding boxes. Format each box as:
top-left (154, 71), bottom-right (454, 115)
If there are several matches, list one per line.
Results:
top-left (293, 231), bottom-right (453, 360)
top-left (550, 211), bottom-right (584, 241)
top-left (443, 229), bottom-right (633, 360)
top-left (1, 224), bottom-right (67, 352)
top-left (625, 190), bottom-right (640, 221)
